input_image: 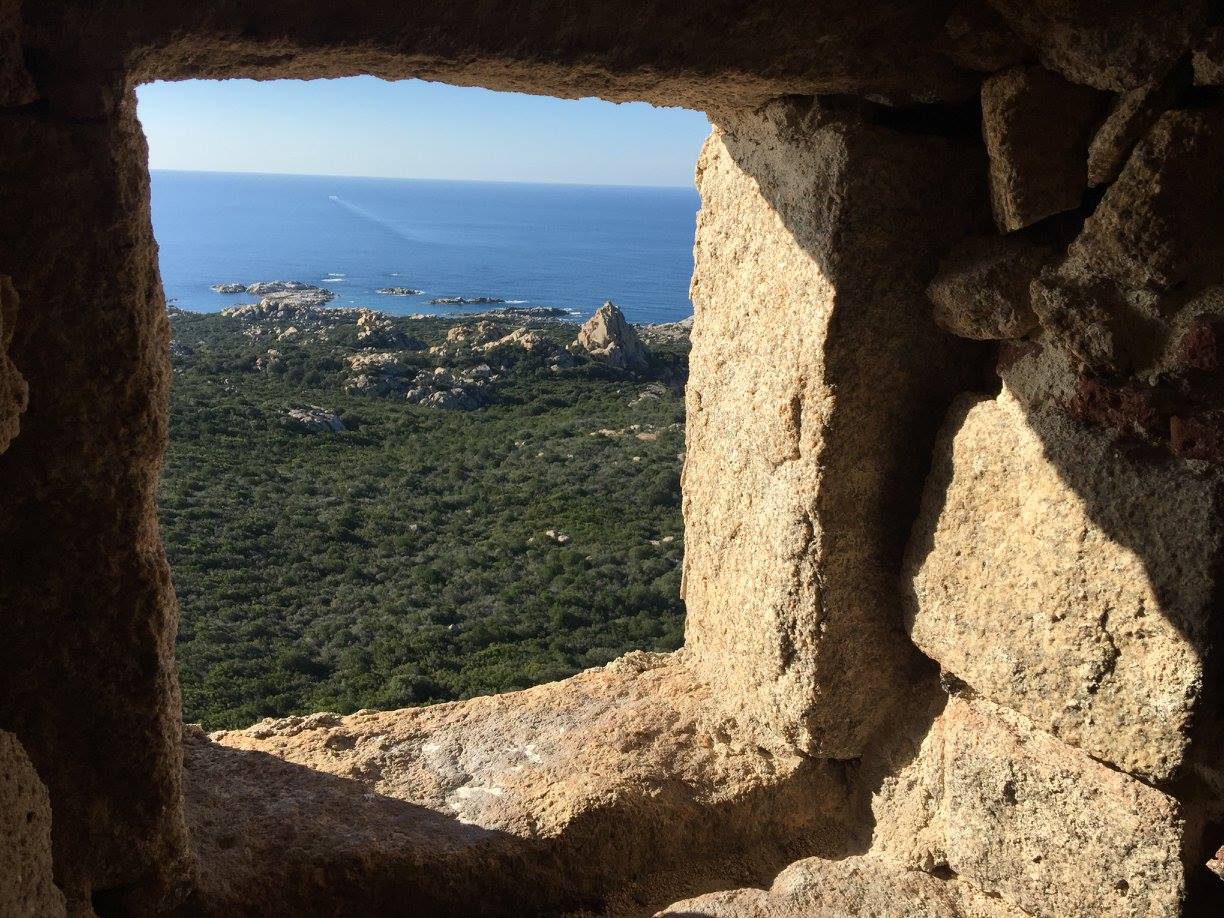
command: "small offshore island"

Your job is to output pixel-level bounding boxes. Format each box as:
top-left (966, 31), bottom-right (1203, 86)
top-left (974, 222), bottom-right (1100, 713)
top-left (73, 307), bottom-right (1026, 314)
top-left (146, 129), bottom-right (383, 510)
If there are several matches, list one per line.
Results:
top-left (164, 282), bottom-right (691, 728)
top-left (428, 295), bottom-right (505, 305)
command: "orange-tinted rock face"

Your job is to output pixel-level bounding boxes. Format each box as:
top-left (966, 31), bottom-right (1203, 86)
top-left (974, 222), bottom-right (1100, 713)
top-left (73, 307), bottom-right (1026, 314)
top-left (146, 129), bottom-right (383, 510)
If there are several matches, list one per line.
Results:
top-left (1, 2), bottom-right (1223, 916)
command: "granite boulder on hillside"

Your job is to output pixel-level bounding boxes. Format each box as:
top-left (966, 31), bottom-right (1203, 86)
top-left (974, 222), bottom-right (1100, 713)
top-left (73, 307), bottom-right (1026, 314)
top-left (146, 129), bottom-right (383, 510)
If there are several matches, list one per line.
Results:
top-left (570, 301), bottom-right (649, 370)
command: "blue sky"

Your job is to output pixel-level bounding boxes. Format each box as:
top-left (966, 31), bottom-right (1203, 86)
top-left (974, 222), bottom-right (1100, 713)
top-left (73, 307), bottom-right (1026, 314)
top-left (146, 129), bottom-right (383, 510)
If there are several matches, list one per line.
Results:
top-left (137, 77), bottom-right (711, 187)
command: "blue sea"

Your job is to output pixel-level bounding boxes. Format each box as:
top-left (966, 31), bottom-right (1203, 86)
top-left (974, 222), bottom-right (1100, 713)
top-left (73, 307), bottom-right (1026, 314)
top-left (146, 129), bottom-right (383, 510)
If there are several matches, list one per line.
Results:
top-left (150, 170), bottom-right (700, 324)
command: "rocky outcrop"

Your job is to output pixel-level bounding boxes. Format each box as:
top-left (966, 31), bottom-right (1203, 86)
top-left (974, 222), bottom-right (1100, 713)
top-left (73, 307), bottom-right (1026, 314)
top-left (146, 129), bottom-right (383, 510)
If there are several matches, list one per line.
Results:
top-left (284, 406), bottom-right (346, 433)
top-left (344, 357), bottom-right (497, 408)
top-left (376, 286), bottom-right (422, 296)
top-left (405, 365), bottom-right (495, 409)
top-left (212, 280), bottom-right (331, 298)
top-left (346, 351), bottom-right (411, 375)
top-left (221, 299), bottom-right (407, 350)
top-left (221, 295), bottom-right (331, 324)
top-left (248, 281), bottom-right (311, 296)
top-left (570, 301), bottom-right (648, 370)
top-left (497, 305), bottom-right (571, 318)
top-left (433, 319), bottom-right (577, 374)
top-left (641, 316), bottom-right (695, 343)
top-left (355, 308), bottom-right (405, 347)
top-left (482, 326), bottom-right (553, 355)
top-left (0, 731), bottom-right (65, 918)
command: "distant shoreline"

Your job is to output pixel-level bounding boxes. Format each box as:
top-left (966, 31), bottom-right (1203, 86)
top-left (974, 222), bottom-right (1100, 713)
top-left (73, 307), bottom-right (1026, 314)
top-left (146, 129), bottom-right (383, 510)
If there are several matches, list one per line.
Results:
top-left (148, 167), bottom-right (698, 193)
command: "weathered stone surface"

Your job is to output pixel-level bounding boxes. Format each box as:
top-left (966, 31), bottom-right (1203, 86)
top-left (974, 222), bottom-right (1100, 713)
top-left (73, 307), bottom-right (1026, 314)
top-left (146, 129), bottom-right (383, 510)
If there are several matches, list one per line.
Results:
top-left (0, 0), bottom-right (35, 106)
top-left (284, 405), bottom-right (346, 433)
top-left (873, 697), bottom-right (1185, 917)
top-left (1095, 110), bottom-right (1223, 292)
top-left (994, 338), bottom-right (1080, 412)
top-left (184, 653), bottom-right (854, 915)
top-left (656, 854), bottom-right (1023, 918)
top-left (0, 275), bottom-right (28, 453)
top-left (0, 4), bottom-right (1219, 916)
top-left (0, 732), bottom-right (65, 918)
top-left (1209, 846), bottom-right (1224, 881)
top-left (1087, 75), bottom-right (1185, 188)
top-left (1063, 108), bottom-right (1224, 292)
top-left (906, 388), bottom-right (1219, 781)
top-left (1032, 108), bottom-right (1224, 375)
top-left (927, 234), bottom-right (1050, 339)
top-left (989, 0), bottom-right (1209, 90)
top-left (683, 99), bottom-right (979, 758)
top-left (0, 97), bottom-right (190, 910)
top-left (935, 2), bottom-right (1028, 73)
top-left (571, 300), bottom-right (648, 370)
top-left (1193, 29), bottom-right (1224, 86)
top-left (21, 1), bottom-right (978, 110)
top-left (981, 65), bottom-right (1106, 232)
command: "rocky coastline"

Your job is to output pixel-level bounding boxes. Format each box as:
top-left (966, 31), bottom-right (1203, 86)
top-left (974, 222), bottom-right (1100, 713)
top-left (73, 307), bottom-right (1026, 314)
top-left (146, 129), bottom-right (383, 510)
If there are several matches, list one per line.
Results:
top-left (179, 282), bottom-right (691, 416)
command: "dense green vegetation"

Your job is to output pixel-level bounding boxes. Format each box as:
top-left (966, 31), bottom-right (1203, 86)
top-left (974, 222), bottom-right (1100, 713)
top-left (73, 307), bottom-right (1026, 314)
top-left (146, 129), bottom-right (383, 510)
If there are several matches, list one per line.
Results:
top-left (161, 308), bottom-right (687, 729)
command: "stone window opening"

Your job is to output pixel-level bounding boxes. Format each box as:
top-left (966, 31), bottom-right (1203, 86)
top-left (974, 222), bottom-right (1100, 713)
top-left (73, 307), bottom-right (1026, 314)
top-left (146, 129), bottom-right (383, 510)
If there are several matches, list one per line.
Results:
top-left (2, 6), bottom-right (1223, 917)
top-left (140, 78), bottom-right (695, 734)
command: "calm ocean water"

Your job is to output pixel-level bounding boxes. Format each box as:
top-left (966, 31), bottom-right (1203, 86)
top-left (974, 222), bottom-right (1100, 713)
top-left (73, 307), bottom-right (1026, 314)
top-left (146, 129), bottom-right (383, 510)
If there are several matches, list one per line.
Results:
top-left (150, 170), bottom-right (699, 324)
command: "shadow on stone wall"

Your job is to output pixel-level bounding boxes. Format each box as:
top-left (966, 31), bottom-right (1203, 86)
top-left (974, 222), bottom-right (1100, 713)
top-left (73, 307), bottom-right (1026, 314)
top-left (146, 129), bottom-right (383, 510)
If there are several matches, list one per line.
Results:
top-left (683, 92), bottom-right (989, 762)
top-left (898, 96), bottom-right (1224, 909)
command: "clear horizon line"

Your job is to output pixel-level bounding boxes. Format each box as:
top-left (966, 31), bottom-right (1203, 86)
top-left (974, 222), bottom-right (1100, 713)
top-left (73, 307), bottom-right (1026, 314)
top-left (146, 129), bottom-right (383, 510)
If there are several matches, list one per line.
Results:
top-left (148, 166), bottom-right (697, 191)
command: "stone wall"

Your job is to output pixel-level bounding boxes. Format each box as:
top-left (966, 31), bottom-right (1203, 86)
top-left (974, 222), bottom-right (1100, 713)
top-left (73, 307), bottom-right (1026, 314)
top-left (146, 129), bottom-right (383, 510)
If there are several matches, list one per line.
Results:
top-left (0, 83), bottom-right (190, 913)
top-left (682, 98), bottom-right (983, 757)
top-left (1, 1), bottom-right (1222, 916)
